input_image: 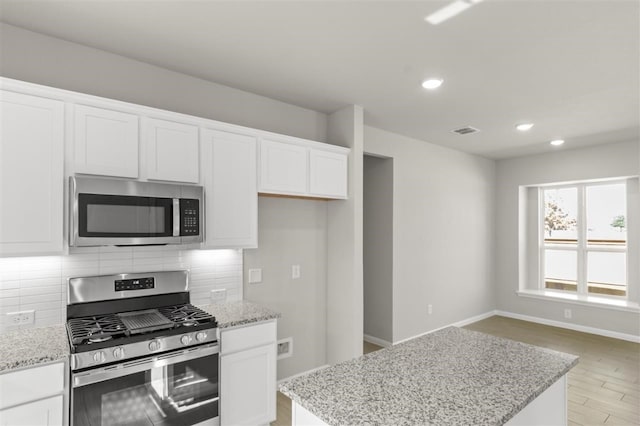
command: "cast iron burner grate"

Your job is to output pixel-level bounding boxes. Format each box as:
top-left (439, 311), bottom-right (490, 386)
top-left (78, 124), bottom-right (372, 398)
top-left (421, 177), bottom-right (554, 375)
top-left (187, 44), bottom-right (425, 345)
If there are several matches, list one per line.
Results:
top-left (158, 304), bottom-right (215, 326)
top-left (67, 314), bottom-right (127, 345)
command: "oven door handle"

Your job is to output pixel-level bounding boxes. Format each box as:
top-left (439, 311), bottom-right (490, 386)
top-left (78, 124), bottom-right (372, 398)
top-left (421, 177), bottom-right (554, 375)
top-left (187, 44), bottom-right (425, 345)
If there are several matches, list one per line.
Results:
top-left (72, 343), bottom-right (219, 388)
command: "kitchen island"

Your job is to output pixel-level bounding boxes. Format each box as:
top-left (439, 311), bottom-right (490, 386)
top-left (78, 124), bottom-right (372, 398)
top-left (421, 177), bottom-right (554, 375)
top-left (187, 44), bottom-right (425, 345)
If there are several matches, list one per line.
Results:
top-left (279, 327), bottom-right (578, 426)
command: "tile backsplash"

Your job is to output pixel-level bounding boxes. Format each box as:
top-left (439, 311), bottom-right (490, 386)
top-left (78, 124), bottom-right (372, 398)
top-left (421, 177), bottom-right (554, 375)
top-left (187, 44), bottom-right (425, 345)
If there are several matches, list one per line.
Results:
top-left (0, 247), bottom-right (242, 333)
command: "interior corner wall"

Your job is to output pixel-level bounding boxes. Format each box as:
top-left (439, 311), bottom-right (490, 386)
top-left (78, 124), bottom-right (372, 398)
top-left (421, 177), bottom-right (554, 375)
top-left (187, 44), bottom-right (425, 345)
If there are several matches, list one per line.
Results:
top-left (363, 155), bottom-right (393, 344)
top-left (495, 140), bottom-right (640, 336)
top-left (364, 126), bottom-right (496, 343)
top-left (0, 23), bottom-right (327, 142)
top-left (243, 197), bottom-right (328, 380)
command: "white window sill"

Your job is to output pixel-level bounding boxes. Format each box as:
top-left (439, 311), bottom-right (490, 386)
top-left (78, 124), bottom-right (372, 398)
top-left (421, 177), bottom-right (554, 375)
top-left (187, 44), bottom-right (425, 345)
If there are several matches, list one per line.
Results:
top-left (517, 289), bottom-right (640, 313)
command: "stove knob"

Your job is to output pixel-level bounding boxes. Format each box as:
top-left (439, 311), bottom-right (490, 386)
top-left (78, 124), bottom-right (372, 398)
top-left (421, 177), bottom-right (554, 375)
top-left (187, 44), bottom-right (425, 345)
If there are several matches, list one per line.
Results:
top-left (93, 351), bottom-right (106, 364)
top-left (195, 332), bottom-right (207, 342)
top-left (180, 335), bottom-right (191, 345)
top-left (148, 340), bottom-right (161, 352)
top-left (113, 347), bottom-right (125, 359)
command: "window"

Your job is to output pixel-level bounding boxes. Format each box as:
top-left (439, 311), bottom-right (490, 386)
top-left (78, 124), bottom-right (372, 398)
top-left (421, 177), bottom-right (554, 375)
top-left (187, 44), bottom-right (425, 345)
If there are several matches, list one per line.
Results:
top-left (541, 181), bottom-right (627, 298)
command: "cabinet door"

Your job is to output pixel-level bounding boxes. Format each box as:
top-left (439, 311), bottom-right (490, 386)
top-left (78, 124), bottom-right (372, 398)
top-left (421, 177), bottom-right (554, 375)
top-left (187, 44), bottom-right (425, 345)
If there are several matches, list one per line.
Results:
top-left (0, 395), bottom-right (63, 426)
top-left (0, 91), bottom-right (64, 256)
top-left (74, 104), bottom-right (139, 178)
top-left (259, 139), bottom-right (308, 195)
top-left (221, 344), bottom-right (276, 426)
top-left (145, 118), bottom-right (199, 183)
top-left (201, 129), bottom-right (257, 248)
top-left (309, 149), bottom-right (348, 199)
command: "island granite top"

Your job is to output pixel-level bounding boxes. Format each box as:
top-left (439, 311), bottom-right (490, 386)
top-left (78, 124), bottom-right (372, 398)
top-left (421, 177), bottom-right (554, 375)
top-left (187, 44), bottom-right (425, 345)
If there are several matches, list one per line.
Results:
top-left (279, 326), bottom-right (579, 426)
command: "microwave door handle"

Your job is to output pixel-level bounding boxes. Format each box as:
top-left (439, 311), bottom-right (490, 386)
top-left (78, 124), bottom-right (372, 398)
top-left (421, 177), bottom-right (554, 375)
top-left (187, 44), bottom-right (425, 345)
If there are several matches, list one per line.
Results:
top-left (173, 199), bottom-right (180, 237)
top-left (72, 343), bottom-right (219, 388)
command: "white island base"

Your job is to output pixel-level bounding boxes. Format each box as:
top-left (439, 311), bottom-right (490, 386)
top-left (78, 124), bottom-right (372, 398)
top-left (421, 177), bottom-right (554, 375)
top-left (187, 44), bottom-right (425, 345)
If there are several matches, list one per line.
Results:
top-left (292, 375), bottom-right (568, 426)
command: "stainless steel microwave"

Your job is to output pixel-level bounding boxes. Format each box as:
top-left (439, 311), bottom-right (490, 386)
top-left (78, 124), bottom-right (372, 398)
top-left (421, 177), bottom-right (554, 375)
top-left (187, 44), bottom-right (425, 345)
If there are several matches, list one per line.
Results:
top-left (70, 176), bottom-right (203, 247)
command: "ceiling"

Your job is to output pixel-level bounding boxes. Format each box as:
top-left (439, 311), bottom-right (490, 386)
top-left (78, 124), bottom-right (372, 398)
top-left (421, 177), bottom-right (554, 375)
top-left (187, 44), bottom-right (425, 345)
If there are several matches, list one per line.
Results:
top-left (0, 0), bottom-right (638, 159)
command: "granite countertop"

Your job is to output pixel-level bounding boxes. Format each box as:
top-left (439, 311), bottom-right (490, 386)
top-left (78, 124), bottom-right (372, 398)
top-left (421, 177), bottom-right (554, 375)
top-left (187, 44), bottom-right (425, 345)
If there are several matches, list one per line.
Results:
top-left (199, 300), bottom-right (281, 329)
top-left (0, 300), bottom-right (279, 373)
top-left (0, 325), bottom-right (70, 373)
top-left (280, 326), bottom-right (579, 426)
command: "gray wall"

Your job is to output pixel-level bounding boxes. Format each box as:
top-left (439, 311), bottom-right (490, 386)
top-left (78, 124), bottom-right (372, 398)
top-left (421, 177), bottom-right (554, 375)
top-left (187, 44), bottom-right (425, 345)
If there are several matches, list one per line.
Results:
top-left (243, 197), bottom-right (328, 380)
top-left (363, 155), bottom-right (393, 344)
top-left (0, 23), bottom-right (327, 142)
top-left (495, 140), bottom-right (640, 336)
top-left (364, 126), bottom-right (497, 342)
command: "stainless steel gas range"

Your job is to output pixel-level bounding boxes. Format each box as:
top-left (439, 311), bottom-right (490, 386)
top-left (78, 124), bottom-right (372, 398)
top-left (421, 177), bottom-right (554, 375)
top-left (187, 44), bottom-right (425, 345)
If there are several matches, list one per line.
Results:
top-left (66, 270), bottom-right (219, 426)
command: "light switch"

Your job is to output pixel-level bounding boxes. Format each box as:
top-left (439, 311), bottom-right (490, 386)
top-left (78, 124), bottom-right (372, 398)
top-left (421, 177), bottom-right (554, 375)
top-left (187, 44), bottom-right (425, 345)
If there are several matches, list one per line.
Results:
top-left (292, 265), bottom-right (300, 279)
top-left (248, 268), bottom-right (262, 284)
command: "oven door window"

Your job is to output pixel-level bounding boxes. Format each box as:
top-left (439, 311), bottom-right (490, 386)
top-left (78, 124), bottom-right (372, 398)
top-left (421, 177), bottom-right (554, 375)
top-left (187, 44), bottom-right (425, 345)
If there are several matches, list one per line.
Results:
top-left (73, 353), bottom-right (218, 426)
top-left (78, 194), bottom-right (173, 238)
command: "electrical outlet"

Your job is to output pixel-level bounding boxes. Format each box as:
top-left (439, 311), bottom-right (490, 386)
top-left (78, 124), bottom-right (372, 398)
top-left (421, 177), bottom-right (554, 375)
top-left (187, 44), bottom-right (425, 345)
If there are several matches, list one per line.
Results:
top-left (427, 304), bottom-right (433, 315)
top-left (6, 310), bottom-right (35, 325)
top-left (248, 268), bottom-right (262, 284)
top-left (564, 308), bottom-right (572, 319)
top-left (210, 289), bottom-right (227, 304)
top-left (292, 265), bottom-right (301, 279)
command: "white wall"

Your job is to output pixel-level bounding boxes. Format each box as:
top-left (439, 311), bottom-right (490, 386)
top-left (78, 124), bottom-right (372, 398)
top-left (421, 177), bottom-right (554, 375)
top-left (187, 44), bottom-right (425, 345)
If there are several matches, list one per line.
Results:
top-left (496, 140), bottom-right (640, 336)
top-left (243, 197), bottom-right (328, 380)
top-left (363, 155), bottom-right (393, 344)
top-left (364, 126), bottom-right (496, 342)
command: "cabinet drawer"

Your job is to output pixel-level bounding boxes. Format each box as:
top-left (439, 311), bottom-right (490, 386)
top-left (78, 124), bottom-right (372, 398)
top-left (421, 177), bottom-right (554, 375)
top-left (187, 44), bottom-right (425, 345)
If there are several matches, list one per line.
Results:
top-left (221, 321), bottom-right (276, 354)
top-left (0, 362), bottom-right (64, 410)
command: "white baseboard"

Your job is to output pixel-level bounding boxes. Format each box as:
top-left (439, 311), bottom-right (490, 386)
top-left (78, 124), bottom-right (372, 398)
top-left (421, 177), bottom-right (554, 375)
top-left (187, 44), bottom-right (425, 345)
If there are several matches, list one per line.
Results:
top-left (277, 364), bottom-right (330, 386)
top-left (393, 310), bottom-right (496, 345)
top-left (495, 310), bottom-right (640, 344)
top-left (363, 334), bottom-right (392, 348)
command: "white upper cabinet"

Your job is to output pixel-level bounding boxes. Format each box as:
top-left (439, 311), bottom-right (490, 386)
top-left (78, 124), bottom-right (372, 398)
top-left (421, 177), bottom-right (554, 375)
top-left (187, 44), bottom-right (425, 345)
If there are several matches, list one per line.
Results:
top-left (259, 138), bottom-right (308, 195)
top-left (201, 129), bottom-right (257, 248)
top-left (309, 148), bottom-right (348, 199)
top-left (0, 91), bottom-right (64, 256)
top-left (74, 104), bottom-right (139, 178)
top-left (144, 118), bottom-right (199, 183)
top-left (259, 138), bottom-right (349, 199)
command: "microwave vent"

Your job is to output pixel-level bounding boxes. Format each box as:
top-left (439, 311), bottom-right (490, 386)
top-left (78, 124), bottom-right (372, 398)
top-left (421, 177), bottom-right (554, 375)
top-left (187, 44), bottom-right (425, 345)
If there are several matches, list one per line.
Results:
top-left (451, 126), bottom-right (480, 135)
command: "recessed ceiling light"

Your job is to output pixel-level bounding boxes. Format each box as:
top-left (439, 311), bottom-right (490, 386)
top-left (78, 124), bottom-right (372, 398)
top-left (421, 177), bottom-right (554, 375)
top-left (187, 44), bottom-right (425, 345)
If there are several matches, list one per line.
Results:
top-left (515, 123), bottom-right (534, 132)
top-left (550, 139), bottom-right (565, 146)
top-left (422, 79), bottom-right (443, 90)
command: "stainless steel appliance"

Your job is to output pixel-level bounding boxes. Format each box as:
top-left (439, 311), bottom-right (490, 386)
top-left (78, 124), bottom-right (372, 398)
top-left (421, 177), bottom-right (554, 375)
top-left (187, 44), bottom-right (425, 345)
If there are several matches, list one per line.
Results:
top-left (70, 176), bottom-right (203, 247)
top-left (66, 271), bottom-right (219, 426)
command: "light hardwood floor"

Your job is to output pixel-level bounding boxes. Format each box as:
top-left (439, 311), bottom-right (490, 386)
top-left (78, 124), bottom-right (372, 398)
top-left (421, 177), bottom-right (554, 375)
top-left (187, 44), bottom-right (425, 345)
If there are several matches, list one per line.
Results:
top-left (272, 317), bottom-right (639, 426)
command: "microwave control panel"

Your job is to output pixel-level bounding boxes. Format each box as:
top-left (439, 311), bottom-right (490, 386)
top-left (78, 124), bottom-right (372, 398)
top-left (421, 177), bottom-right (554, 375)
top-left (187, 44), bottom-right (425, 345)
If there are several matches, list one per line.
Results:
top-left (180, 199), bottom-right (200, 236)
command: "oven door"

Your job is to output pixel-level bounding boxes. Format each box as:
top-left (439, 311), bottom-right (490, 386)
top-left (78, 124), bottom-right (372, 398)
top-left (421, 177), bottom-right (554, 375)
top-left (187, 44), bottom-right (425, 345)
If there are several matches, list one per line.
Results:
top-left (71, 344), bottom-right (219, 426)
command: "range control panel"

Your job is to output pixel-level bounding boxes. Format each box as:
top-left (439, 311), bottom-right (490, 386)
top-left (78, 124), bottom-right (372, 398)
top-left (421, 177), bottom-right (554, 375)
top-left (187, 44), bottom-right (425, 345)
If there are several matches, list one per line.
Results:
top-left (115, 277), bottom-right (155, 292)
top-left (180, 198), bottom-right (200, 236)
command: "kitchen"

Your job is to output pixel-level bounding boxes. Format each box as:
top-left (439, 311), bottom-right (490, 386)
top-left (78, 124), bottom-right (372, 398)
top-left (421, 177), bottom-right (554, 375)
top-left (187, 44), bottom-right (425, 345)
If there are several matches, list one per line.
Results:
top-left (0, 1), bottom-right (639, 426)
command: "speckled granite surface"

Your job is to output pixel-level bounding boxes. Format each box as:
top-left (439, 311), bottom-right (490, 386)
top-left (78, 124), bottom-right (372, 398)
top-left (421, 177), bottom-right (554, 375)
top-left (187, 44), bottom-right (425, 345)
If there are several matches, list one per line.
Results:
top-left (280, 326), bottom-right (579, 426)
top-left (0, 325), bottom-right (70, 372)
top-left (199, 300), bottom-right (281, 329)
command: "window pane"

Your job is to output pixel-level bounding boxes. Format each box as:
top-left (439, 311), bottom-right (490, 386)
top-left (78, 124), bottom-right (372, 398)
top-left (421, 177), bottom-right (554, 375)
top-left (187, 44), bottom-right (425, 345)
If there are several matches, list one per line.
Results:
top-left (586, 183), bottom-right (626, 245)
top-left (544, 187), bottom-right (577, 243)
top-left (544, 250), bottom-right (577, 292)
top-left (587, 251), bottom-right (626, 296)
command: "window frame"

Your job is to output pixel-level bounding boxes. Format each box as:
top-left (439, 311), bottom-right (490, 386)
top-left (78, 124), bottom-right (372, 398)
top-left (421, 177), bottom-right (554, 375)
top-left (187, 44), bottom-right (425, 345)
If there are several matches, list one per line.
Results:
top-left (538, 180), bottom-right (628, 300)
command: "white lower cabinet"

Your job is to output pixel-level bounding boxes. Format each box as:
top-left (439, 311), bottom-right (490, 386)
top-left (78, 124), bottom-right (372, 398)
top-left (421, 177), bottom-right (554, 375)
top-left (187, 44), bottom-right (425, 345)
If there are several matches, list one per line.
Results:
top-left (0, 361), bottom-right (66, 426)
top-left (0, 395), bottom-right (63, 426)
top-left (220, 320), bottom-right (277, 426)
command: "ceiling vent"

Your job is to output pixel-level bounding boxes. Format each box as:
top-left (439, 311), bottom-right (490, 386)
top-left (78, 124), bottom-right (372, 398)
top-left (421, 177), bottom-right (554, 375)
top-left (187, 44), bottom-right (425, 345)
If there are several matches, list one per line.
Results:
top-left (451, 126), bottom-right (480, 135)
